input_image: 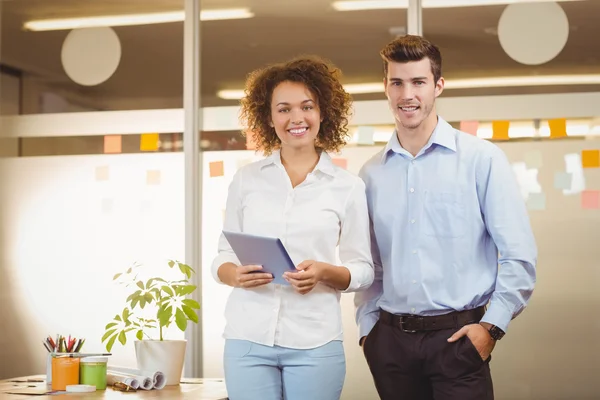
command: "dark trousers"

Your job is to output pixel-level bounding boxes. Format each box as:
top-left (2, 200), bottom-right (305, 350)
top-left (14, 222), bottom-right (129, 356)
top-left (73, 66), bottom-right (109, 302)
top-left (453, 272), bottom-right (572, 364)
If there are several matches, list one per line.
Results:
top-left (363, 315), bottom-right (494, 400)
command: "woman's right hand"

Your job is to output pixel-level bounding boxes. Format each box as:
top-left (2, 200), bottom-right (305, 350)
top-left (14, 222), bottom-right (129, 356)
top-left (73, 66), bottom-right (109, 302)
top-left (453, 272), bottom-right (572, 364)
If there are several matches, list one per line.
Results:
top-left (218, 262), bottom-right (274, 288)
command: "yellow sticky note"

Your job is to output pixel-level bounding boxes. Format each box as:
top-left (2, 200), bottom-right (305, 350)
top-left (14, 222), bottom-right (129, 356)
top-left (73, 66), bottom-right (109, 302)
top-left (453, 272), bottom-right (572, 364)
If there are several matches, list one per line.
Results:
top-left (492, 121), bottom-right (510, 141)
top-left (548, 118), bottom-right (567, 139)
top-left (104, 135), bottom-right (122, 154)
top-left (209, 161), bottom-right (225, 177)
top-left (581, 150), bottom-right (600, 168)
top-left (140, 133), bottom-right (159, 151)
top-left (460, 120), bottom-right (479, 136)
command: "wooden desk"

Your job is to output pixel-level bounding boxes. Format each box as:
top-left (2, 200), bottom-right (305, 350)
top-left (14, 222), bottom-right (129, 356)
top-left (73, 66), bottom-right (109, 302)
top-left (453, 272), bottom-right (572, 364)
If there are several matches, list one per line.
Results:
top-left (0, 375), bottom-right (228, 399)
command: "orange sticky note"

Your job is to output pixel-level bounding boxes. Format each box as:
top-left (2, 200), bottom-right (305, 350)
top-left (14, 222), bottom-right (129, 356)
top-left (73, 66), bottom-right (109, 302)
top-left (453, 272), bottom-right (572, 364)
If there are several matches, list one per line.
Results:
top-left (332, 158), bottom-right (348, 169)
top-left (246, 131), bottom-right (257, 150)
top-left (548, 118), bottom-right (567, 139)
top-left (460, 120), bottom-right (479, 136)
top-left (581, 190), bottom-right (600, 209)
top-left (140, 133), bottom-right (159, 151)
top-left (209, 161), bottom-right (224, 177)
top-left (492, 121), bottom-right (510, 141)
top-left (581, 150), bottom-right (600, 168)
top-left (104, 135), bottom-right (122, 154)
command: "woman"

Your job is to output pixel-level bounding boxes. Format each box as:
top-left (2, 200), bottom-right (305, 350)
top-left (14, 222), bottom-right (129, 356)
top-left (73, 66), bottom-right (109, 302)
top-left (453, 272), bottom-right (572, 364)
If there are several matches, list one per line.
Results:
top-left (211, 56), bottom-right (374, 400)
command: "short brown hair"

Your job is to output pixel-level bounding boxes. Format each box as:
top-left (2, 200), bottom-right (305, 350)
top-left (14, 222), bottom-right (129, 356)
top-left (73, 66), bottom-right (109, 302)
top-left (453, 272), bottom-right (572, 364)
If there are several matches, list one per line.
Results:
top-left (240, 56), bottom-right (352, 155)
top-left (380, 35), bottom-right (442, 83)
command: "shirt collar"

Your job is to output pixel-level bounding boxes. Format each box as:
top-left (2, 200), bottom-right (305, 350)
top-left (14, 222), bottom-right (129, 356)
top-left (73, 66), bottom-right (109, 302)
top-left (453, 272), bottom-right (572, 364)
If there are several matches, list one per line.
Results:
top-left (380, 116), bottom-right (457, 163)
top-left (260, 149), bottom-right (336, 177)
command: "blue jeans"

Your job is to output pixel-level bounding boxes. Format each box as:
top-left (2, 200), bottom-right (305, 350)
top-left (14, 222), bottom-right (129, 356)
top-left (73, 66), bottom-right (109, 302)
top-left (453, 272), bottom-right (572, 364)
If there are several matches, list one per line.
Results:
top-left (223, 339), bottom-right (346, 400)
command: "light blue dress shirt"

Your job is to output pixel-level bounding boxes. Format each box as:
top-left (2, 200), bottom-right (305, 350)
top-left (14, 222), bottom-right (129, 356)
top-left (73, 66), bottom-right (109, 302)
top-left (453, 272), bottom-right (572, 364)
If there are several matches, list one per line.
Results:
top-left (355, 117), bottom-right (537, 339)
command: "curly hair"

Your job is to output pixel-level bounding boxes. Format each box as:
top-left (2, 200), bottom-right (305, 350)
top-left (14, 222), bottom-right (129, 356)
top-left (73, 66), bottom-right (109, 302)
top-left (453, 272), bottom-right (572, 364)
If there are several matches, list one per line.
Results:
top-left (240, 56), bottom-right (353, 155)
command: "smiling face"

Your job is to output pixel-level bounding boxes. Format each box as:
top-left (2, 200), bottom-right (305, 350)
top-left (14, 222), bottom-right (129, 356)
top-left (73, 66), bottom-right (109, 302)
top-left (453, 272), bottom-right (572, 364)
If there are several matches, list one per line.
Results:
top-left (384, 57), bottom-right (444, 132)
top-left (270, 81), bottom-right (321, 152)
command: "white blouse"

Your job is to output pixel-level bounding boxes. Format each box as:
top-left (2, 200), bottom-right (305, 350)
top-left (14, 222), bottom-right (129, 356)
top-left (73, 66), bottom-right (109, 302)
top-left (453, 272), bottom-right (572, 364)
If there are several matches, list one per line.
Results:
top-left (211, 150), bottom-right (374, 349)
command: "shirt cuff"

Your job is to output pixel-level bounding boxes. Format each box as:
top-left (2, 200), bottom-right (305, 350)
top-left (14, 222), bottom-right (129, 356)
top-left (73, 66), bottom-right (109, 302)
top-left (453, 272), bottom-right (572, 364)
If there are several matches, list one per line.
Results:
top-left (480, 301), bottom-right (513, 333)
top-left (211, 253), bottom-right (239, 285)
top-left (341, 262), bottom-right (373, 293)
top-left (358, 312), bottom-right (380, 343)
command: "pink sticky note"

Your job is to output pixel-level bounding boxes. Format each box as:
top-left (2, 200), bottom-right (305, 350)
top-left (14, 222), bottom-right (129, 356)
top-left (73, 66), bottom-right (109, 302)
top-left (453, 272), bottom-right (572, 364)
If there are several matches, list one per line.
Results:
top-left (332, 158), bottom-right (348, 169)
top-left (581, 190), bottom-right (600, 209)
top-left (104, 135), bottom-right (122, 154)
top-left (460, 120), bottom-right (479, 136)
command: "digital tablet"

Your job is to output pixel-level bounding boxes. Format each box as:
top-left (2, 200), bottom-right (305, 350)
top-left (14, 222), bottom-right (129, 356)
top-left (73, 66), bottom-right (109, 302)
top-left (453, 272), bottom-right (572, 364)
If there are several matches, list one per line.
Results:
top-left (222, 231), bottom-right (297, 285)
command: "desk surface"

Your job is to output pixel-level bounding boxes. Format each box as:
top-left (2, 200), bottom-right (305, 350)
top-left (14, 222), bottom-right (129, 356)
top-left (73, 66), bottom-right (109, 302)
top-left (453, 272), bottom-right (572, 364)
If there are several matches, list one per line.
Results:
top-left (0, 376), bottom-right (228, 399)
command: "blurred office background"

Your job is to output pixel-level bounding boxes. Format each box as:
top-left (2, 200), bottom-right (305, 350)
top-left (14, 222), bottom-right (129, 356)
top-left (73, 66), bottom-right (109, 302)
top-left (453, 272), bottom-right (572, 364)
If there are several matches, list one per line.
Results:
top-left (1, 1), bottom-right (599, 399)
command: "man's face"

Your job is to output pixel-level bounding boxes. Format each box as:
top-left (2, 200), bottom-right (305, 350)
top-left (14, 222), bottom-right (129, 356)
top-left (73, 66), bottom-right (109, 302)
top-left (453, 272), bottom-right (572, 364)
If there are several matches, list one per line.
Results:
top-left (384, 58), bottom-right (444, 131)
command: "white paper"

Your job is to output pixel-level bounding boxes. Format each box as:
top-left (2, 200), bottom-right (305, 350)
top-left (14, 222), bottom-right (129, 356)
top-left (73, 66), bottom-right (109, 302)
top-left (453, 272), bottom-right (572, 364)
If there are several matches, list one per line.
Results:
top-left (107, 365), bottom-right (165, 390)
top-left (563, 153), bottom-right (586, 195)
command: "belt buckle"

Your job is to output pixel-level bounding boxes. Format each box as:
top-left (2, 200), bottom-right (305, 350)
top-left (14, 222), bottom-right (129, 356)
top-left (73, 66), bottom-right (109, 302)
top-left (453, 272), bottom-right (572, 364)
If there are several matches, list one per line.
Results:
top-left (399, 316), bottom-right (419, 333)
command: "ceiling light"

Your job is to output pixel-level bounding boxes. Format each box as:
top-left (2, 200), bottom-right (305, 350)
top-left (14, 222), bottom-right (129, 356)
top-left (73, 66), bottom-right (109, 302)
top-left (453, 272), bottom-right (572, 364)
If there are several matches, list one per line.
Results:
top-left (332, 0), bottom-right (581, 11)
top-left (218, 74), bottom-right (600, 99)
top-left (23, 8), bottom-right (254, 31)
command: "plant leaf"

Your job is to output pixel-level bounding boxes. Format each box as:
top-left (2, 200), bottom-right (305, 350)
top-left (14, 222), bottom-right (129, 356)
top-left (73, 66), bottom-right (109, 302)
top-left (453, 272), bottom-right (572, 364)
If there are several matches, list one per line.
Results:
top-left (175, 308), bottom-right (187, 331)
top-left (118, 331), bottom-right (127, 345)
top-left (176, 285), bottom-right (197, 297)
top-left (136, 281), bottom-right (144, 290)
top-left (126, 290), bottom-right (141, 303)
top-left (182, 299), bottom-right (200, 309)
top-left (126, 267), bottom-right (132, 274)
top-left (136, 330), bottom-right (143, 340)
top-left (105, 322), bottom-right (118, 330)
top-left (144, 292), bottom-right (154, 303)
top-left (140, 298), bottom-right (146, 309)
top-left (106, 335), bottom-right (117, 352)
top-left (161, 286), bottom-right (175, 297)
top-left (113, 273), bottom-right (122, 280)
top-left (157, 306), bottom-right (172, 327)
top-left (102, 329), bottom-right (117, 343)
top-left (182, 305), bottom-right (199, 323)
top-left (114, 314), bottom-right (122, 322)
top-left (168, 260), bottom-right (175, 268)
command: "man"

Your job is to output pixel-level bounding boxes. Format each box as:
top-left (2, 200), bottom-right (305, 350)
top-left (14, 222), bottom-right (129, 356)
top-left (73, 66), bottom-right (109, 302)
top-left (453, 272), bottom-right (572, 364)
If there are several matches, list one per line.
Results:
top-left (355, 35), bottom-right (537, 400)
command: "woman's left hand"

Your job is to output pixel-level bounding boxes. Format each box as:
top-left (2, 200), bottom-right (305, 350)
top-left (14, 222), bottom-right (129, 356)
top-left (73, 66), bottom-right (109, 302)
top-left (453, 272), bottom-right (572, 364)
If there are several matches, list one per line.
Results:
top-left (283, 260), bottom-right (325, 295)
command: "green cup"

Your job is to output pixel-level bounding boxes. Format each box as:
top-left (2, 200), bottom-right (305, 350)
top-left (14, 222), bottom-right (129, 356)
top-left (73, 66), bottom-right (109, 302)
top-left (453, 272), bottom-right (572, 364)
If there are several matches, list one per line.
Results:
top-left (79, 357), bottom-right (108, 390)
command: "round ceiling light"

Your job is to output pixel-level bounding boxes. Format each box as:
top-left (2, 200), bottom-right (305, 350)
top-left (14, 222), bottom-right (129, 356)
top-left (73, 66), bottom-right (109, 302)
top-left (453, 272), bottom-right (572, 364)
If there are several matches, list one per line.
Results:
top-left (61, 27), bottom-right (122, 86)
top-left (498, 2), bottom-right (569, 65)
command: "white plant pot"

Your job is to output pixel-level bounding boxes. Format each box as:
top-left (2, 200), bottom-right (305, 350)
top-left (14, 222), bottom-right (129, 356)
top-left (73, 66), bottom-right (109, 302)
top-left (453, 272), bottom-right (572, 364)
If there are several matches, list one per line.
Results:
top-left (134, 340), bottom-right (187, 386)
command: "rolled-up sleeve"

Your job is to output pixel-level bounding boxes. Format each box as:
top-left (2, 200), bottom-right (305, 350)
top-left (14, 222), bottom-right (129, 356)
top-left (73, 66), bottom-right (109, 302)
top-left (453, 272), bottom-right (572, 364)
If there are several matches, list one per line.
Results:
top-left (210, 169), bottom-right (244, 284)
top-left (339, 179), bottom-right (374, 293)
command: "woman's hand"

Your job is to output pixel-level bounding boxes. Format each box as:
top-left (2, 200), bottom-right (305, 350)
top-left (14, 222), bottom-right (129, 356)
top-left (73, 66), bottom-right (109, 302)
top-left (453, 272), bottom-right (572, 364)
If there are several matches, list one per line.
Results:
top-left (218, 263), bottom-right (273, 288)
top-left (283, 260), bottom-right (324, 295)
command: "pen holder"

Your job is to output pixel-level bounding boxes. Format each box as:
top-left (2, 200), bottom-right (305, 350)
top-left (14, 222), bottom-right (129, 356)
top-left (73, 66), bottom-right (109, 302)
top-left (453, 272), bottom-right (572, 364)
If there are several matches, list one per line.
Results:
top-left (51, 357), bottom-right (80, 391)
top-left (79, 357), bottom-right (108, 390)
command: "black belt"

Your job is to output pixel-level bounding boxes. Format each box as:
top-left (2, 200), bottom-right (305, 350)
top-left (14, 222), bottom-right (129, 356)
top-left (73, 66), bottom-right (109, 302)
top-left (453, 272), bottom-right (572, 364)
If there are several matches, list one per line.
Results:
top-left (379, 306), bottom-right (485, 333)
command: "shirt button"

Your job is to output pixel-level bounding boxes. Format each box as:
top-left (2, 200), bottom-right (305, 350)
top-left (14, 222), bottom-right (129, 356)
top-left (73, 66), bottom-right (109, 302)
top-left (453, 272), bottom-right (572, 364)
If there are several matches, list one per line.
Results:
top-left (411, 307), bottom-right (416, 313)
top-left (412, 250), bottom-right (417, 254)
top-left (411, 219), bottom-right (416, 224)
top-left (411, 160), bottom-right (415, 164)
top-left (409, 188), bottom-right (415, 193)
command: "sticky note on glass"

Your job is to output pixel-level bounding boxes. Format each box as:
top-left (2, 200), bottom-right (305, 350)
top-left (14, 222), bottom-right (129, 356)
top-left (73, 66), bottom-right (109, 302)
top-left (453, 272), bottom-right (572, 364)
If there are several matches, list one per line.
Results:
top-left (460, 120), bottom-right (479, 136)
top-left (526, 193), bottom-right (546, 211)
top-left (95, 166), bottom-right (110, 181)
top-left (492, 121), bottom-right (510, 140)
top-left (104, 135), bottom-right (122, 154)
top-left (332, 158), bottom-right (348, 169)
top-left (246, 131), bottom-right (257, 150)
top-left (548, 118), bottom-right (567, 139)
top-left (101, 198), bottom-right (114, 213)
top-left (524, 150), bottom-right (543, 169)
top-left (553, 172), bottom-right (572, 190)
top-left (563, 153), bottom-right (586, 195)
top-left (581, 190), bottom-right (600, 209)
top-left (209, 161), bottom-right (224, 177)
top-left (140, 133), bottom-right (159, 151)
top-left (146, 170), bottom-right (161, 185)
top-left (581, 149), bottom-right (600, 168)
top-left (357, 126), bottom-right (375, 145)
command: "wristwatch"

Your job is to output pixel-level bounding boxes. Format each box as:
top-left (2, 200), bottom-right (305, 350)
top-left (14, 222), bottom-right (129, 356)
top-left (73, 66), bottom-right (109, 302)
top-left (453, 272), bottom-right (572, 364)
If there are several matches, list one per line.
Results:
top-left (487, 325), bottom-right (505, 341)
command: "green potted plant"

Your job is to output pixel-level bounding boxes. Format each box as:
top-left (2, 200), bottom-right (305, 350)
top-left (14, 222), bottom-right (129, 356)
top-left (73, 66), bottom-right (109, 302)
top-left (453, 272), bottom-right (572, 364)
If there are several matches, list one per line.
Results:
top-left (102, 260), bottom-right (199, 385)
